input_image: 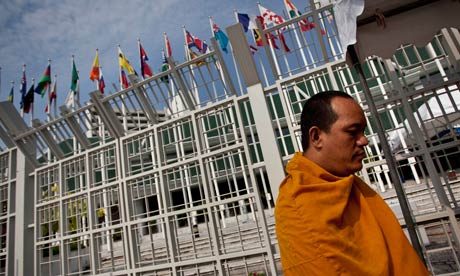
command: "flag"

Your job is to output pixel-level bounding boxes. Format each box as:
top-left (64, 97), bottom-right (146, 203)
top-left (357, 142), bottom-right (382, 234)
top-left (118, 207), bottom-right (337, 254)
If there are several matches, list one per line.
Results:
top-left (237, 13), bottom-right (259, 32)
top-left (185, 30), bottom-right (197, 49)
top-left (254, 15), bottom-right (280, 50)
top-left (164, 33), bottom-right (172, 57)
top-left (160, 51), bottom-right (170, 83)
top-left (284, 0), bottom-right (312, 32)
top-left (185, 30), bottom-right (208, 54)
top-left (213, 23), bottom-right (229, 54)
top-left (139, 42), bottom-right (153, 78)
top-left (279, 32), bottom-right (291, 52)
top-left (35, 65), bottom-right (51, 97)
top-left (250, 45), bottom-right (259, 55)
top-left (238, 13), bottom-right (267, 48)
top-left (89, 50), bottom-right (100, 81)
top-left (196, 39), bottom-right (208, 54)
top-left (118, 47), bottom-right (136, 75)
top-left (64, 90), bottom-right (75, 109)
top-left (282, 0), bottom-right (326, 34)
top-left (120, 69), bottom-right (129, 89)
top-left (253, 28), bottom-right (263, 46)
top-left (45, 80), bottom-right (57, 113)
top-left (23, 84), bottom-right (34, 113)
top-left (188, 49), bottom-right (207, 66)
top-left (318, 0), bottom-right (364, 54)
top-left (7, 84), bottom-right (13, 103)
top-left (257, 7), bottom-right (290, 52)
top-left (258, 4), bottom-right (286, 29)
top-left (99, 68), bottom-right (106, 94)
top-left (70, 59), bottom-right (79, 93)
top-left (20, 67), bottom-right (26, 109)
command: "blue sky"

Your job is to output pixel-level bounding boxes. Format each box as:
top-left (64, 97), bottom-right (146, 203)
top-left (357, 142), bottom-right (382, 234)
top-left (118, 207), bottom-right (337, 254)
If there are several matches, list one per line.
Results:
top-left (0, 0), bottom-right (304, 119)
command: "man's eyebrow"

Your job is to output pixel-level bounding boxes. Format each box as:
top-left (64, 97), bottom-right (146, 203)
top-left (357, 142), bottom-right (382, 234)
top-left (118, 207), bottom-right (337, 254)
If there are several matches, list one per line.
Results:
top-left (346, 122), bottom-right (367, 129)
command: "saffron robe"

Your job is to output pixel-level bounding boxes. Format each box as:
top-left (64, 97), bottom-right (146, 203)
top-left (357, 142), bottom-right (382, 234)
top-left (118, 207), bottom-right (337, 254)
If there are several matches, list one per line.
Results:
top-left (275, 152), bottom-right (430, 276)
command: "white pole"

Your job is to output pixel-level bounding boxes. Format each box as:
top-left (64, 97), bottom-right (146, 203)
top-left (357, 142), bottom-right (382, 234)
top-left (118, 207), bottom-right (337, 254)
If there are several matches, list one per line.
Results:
top-left (47, 59), bottom-right (52, 123)
top-left (53, 74), bottom-right (57, 119)
top-left (118, 45), bottom-right (128, 132)
top-left (257, 3), bottom-right (282, 78)
top-left (30, 78), bottom-right (35, 127)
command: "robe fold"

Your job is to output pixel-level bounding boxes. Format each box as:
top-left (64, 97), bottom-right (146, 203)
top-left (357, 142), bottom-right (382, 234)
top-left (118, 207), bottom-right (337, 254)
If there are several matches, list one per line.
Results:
top-left (275, 152), bottom-right (430, 275)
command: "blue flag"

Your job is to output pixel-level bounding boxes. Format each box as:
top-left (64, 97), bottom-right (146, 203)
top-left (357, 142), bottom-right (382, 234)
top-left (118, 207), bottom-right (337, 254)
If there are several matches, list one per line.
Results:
top-left (213, 23), bottom-right (229, 54)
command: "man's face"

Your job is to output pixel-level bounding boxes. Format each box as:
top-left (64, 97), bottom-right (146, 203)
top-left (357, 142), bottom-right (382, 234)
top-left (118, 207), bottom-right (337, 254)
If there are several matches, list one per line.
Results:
top-left (318, 97), bottom-right (369, 176)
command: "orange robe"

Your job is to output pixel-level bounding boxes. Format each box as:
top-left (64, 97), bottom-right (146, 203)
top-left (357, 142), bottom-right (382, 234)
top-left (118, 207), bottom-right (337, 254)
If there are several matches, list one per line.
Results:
top-left (275, 152), bottom-right (430, 276)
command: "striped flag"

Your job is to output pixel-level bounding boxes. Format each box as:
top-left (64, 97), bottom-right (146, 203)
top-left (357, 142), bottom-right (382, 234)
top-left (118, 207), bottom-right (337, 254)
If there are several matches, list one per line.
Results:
top-left (35, 64), bottom-right (51, 97)
top-left (89, 49), bottom-right (100, 81)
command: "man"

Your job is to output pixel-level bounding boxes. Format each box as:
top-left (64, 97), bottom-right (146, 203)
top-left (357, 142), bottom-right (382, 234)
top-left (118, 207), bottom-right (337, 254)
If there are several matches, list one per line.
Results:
top-left (275, 91), bottom-right (429, 275)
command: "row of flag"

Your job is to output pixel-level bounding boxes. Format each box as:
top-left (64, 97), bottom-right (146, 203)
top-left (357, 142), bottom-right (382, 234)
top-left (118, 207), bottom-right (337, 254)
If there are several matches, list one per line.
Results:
top-left (6, 0), bottom-right (334, 117)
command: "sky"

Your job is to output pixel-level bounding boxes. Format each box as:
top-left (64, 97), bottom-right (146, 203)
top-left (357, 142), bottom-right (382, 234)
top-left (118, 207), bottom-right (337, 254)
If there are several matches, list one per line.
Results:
top-left (0, 0), bottom-right (300, 120)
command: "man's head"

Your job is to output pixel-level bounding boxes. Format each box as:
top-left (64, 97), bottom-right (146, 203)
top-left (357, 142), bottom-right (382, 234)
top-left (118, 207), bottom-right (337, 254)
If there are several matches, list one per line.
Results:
top-left (301, 91), bottom-right (369, 176)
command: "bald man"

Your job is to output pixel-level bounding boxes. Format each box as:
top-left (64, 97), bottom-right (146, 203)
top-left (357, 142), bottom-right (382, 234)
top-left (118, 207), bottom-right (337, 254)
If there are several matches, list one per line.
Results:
top-left (275, 91), bottom-right (429, 275)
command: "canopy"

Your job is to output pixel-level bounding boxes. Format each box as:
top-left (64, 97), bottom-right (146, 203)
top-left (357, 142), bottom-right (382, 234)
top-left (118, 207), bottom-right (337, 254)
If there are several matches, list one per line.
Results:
top-left (355, 0), bottom-right (459, 60)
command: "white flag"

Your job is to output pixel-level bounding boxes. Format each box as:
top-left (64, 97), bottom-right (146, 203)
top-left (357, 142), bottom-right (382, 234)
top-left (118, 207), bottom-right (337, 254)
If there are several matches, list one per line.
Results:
top-left (319, 0), bottom-right (364, 55)
top-left (65, 91), bottom-right (75, 109)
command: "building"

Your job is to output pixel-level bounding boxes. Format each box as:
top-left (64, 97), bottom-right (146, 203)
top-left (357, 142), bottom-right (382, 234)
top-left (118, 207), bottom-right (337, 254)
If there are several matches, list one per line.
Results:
top-left (0, 1), bottom-right (459, 275)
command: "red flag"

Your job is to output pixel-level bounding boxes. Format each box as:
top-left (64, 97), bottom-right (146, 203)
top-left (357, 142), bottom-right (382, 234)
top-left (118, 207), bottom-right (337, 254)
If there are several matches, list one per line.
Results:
top-left (139, 42), bottom-right (153, 78)
top-left (164, 33), bottom-right (172, 57)
top-left (279, 32), bottom-right (291, 52)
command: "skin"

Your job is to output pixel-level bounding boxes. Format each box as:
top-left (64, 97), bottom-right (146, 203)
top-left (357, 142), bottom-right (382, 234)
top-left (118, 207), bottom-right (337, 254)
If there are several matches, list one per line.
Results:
top-left (304, 97), bottom-right (369, 177)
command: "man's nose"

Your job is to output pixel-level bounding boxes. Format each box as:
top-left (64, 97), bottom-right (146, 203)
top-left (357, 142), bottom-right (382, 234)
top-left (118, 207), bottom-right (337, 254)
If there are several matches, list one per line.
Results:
top-left (358, 135), bottom-right (369, 146)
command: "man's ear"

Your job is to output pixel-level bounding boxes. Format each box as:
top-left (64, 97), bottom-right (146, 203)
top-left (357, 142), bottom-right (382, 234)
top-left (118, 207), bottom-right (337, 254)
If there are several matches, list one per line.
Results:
top-left (309, 126), bottom-right (322, 148)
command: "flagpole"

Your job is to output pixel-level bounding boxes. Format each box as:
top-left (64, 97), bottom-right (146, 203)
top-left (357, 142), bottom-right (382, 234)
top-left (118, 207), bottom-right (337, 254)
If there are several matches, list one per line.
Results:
top-left (164, 32), bottom-right (179, 115)
top-left (97, 65), bottom-right (101, 91)
top-left (137, 39), bottom-right (142, 79)
top-left (182, 26), bottom-right (198, 105)
top-left (282, 3), bottom-right (309, 67)
top-left (257, 3), bottom-right (291, 75)
top-left (98, 66), bottom-right (105, 143)
top-left (70, 55), bottom-right (76, 110)
top-left (30, 78), bottom-right (35, 127)
top-left (208, 17), bottom-right (231, 88)
top-left (118, 45), bottom-right (128, 131)
top-left (212, 15), bottom-right (243, 94)
top-left (257, 3), bottom-right (282, 78)
top-left (21, 64), bottom-right (26, 118)
top-left (76, 69), bottom-right (80, 107)
top-left (182, 26), bottom-right (188, 60)
top-left (53, 74), bottom-right (57, 119)
top-left (47, 59), bottom-right (52, 123)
